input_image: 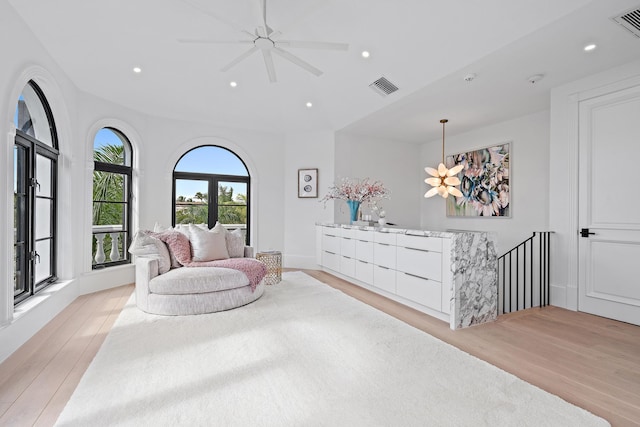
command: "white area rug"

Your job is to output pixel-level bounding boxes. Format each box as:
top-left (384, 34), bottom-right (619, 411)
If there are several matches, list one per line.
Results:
top-left (56, 272), bottom-right (608, 427)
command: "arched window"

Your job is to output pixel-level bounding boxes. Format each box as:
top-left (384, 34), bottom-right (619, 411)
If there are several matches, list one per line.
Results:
top-left (173, 146), bottom-right (250, 243)
top-left (13, 80), bottom-right (58, 304)
top-left (92, 128), bottom-right (133, 269)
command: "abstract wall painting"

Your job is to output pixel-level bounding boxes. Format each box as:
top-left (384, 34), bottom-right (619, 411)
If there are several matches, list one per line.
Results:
top-left (446, 143), bottom-right (510, 217)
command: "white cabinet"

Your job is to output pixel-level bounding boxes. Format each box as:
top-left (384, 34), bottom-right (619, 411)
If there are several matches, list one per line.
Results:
top-left (319, 226), bottom-right (445, 316)
top-left (355, 260), bottom-right (374, 284)
top-left (355, 240), bottom-right (374, 263)
top-left (396, 272), bottom-right (441, 311)
top-left (322, 250), bottom-right (340, 272)
top-left (396, 247), bottom-right (441, 281)
top-left (340, 255), bottom-right (356, 277)
top-left (322, 231), bottom-right (340, 254)
top-left (316, 224), bottom-right (497, 330)
top-left (373, 264), bottom-right (396, 293)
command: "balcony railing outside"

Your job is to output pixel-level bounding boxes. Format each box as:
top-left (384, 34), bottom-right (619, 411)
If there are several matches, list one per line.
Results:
top-left (92, 225), bottom-right (126, 268)
top-left (92, 223), bottom-right (247, 268)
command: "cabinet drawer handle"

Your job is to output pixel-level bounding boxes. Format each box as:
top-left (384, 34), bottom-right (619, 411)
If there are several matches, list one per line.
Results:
top-left (404, 246), bottom-right (430, 253)
top-left (325, 251), bottom-right (336, 255)
top-left (359, 240), bottom-right (370, 243)
top-left (343, 256), bottom-right (352, 259)
top-left (378, 266), bottom-right (390, 270)
top-left (404, 272), bottom-right (431, 281)
top-left (358, 260), bottom-right (368, 264)
top-left (342, 237), bottom-right (352, 240)
top-left (377, 243), bottom-right (390, 246)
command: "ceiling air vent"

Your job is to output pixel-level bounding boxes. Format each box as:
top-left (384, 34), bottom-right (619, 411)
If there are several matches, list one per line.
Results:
top-left (611, 7), bottom-right (640, 38)
top-left (369, 77), bottom-right (399, 96)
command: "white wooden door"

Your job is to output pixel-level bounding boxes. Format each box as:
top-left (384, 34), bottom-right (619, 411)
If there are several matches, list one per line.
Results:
top-left (578, 84), bottom-right (640, 326)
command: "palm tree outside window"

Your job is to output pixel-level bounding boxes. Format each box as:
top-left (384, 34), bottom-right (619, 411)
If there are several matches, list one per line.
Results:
top-left (173, 145), bottom-right (251, 244)
top-left (92, 128), bottom-right (132, 268)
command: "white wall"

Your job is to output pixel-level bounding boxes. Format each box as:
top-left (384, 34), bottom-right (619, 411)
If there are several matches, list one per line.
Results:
top-left (420, 111), bottom-right (550, 254)
top-left (136, 117), bottom-right (286, 253)
top-left (549, 59), bottom-right (640, 309)
top-left (0, 1), bottom-right (81, 362)
top-left (334, 133), bottom-right (423, 228)
top-left (283, 131), bottom-right (335, 268)
top-left (0, 3), bottom-right (289, 363)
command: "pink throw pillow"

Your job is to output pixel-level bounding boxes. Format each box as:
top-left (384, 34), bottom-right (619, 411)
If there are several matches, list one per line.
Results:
top-left (152, 230), bottom-right (192, 266)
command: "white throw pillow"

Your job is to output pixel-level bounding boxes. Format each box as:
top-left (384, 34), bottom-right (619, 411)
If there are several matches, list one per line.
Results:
top-left (226, 228), bottom-right (245, 258)
top-left (189, 223), bottom-right (230, 262)
top-left (128, 230), bottom-right (172, 274)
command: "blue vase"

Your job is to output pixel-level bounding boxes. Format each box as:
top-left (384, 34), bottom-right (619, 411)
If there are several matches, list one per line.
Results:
top-left (346, 200), bottom-right (361, 224)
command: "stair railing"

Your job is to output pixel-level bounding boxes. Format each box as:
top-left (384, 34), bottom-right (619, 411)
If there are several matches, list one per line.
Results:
top-left (498, 231), bottom-right (552, 314)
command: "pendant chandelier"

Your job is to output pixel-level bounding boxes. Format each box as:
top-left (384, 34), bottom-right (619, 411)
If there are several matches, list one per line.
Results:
top-left (424, 119), bottom-right (464, 198)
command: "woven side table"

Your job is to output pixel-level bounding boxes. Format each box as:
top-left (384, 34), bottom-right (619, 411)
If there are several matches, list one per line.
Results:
top-left (256, 251), bottom-right (282, 285)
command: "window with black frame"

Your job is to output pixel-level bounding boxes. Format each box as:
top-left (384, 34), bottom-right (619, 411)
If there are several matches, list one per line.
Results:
top-left (92, 128), bottom-right (132, 269)
top-left (13, 80), bottom-right (59, 305)
top-left (173, 146), bottom-right (250, 244)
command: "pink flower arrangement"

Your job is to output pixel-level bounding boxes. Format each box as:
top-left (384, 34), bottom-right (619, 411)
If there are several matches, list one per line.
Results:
top-left (321, 177), bottom-right (390, 204)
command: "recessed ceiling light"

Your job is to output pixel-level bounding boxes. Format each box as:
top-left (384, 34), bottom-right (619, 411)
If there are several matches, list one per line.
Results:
top-left (361, 51), bottom-right (370, 58)
top-left (306, 102), bottom-right (313, 108)
top-left (132, 67), bottom-right (142, 73)
top-left (584, 43), bottom-right (597, 52)
top-left (230, 81), bottom-right (238, 88)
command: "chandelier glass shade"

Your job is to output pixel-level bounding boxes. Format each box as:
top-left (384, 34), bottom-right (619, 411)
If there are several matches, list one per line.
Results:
top-left (424, 119), bottom-right (464, 199)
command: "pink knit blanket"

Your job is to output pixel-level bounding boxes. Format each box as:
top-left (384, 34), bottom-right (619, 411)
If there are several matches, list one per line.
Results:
top-left (185, 258), bottom-right (267, 292)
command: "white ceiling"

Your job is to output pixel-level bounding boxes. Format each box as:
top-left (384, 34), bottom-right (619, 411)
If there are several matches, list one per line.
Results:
top-left (7, 0), bottom-right (640, 142)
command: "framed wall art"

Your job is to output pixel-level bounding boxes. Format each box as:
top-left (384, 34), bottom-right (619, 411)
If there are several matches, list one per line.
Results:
top-left (298, 168), bottom-right (318, 198)
top-left (445, 142), bottom-right (510, 217)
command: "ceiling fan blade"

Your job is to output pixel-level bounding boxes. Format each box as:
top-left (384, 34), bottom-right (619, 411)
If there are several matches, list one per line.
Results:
top-left (277, 40), bottom-right (349, 51)
top-left (181, 0), bottom-right (255, 39)
top-left (177, 38), bottom-right (253, 45)
top-left (256, 26), bottom-right (268, 38)
top-left (220, 46), bottom-right (259, 72)
top-left (272, 47), bottom-right (322, 77)
top-left (261, 50), bottom-right (277, 83)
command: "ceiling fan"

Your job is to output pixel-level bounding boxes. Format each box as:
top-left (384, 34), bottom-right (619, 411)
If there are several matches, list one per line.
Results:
top-left (179, 0), bottom-right (349, 83)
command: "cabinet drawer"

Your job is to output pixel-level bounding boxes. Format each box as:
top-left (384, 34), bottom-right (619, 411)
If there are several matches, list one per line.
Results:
top-left (374, 231), bottom-right (397, 245)
top-left (355, 260), bottom-right (374, 284)
top-left (374, 242), bottom-right (396, 269)
top-left (397, 234), bottom-right (442, 252)
top-left (322, 250), bottom-right (340, 272)
top-left (340, 227), bottom-right (356, 239)
top-left (322, 233), bottom-right (340, 254)
top-left (373, 265), bottom-right (396, 293)
top-left (340, 237), bottom-right (356, 258)
top-left (355, 240), bottom-right (374, 263)
top-left (355, 229), bottom-right (372, 242)
top-left (396, 272), bottom-right (441, 311)
top-left (340, 255), bottom-right (356, 278)
top-left (396, 247), bottom-right (442, 281)
top-left (322, 226), bottom-right (340, 237)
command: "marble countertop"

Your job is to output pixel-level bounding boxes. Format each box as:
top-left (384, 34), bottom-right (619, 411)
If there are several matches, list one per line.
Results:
top-left (316, 222), bottom-right (490, 239)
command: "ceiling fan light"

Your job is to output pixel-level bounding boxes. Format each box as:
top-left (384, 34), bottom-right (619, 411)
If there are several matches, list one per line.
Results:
top-left (425, 177), bottom-right (442, 186)
top-left (437, 163), bottom-right (448, 177)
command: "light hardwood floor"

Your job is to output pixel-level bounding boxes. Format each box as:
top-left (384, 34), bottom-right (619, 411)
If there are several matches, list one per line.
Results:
top-left (1, 270), bottom-right (639, 426)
